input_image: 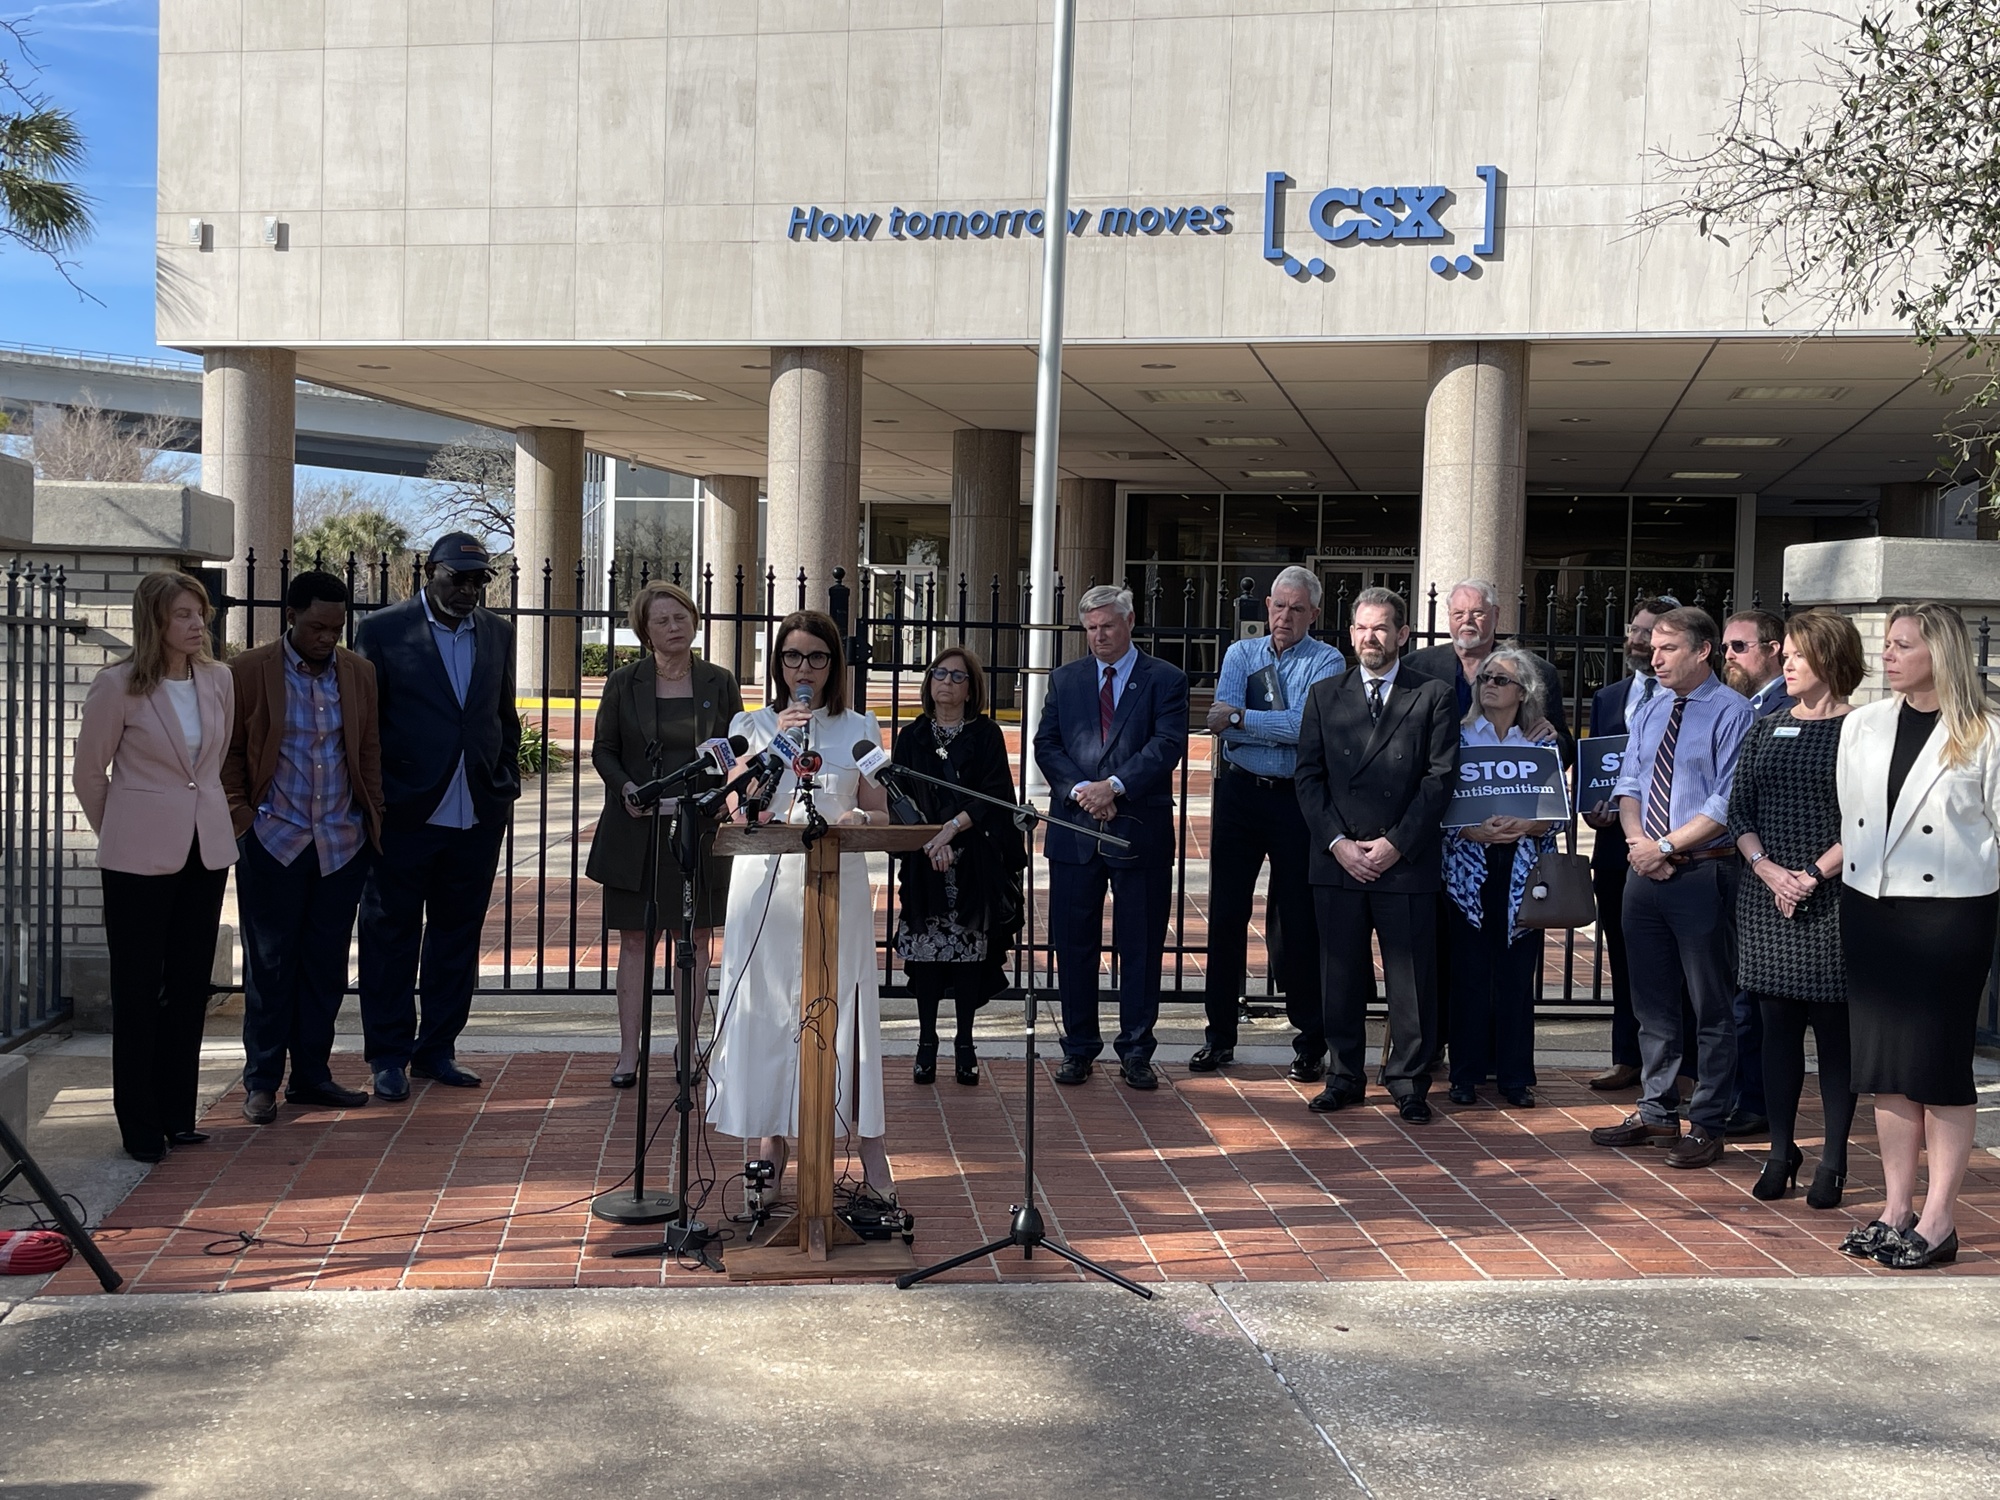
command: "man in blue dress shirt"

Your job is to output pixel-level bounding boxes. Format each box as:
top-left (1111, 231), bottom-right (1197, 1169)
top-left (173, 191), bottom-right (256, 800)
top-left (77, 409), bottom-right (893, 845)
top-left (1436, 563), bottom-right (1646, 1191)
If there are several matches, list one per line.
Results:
top-left (1190, 566), bottom-right (1346, 1078)
top-left (1590, 606), bottom-right (1753, 1168)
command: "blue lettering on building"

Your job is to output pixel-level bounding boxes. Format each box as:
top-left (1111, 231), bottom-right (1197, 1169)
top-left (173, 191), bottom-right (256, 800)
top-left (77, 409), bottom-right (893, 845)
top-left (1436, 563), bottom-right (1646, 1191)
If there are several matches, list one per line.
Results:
top-left (788, 203), bottom-right (1228, 242)
top-left (1264, 168), bottom-right (1502, 279)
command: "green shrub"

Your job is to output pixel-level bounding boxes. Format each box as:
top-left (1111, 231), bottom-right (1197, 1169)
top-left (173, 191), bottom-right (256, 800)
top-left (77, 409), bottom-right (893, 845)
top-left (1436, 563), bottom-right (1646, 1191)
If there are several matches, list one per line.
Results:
top-left (518, 722), bottom-right (569, 775)
top-left (582, 642), bottom-right (641, 677)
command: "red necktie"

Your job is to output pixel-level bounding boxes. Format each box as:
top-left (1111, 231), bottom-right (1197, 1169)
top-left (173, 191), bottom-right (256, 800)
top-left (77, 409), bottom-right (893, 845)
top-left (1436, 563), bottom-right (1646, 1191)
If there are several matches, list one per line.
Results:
top-left (1099, 663), bottom-right (1116, 740)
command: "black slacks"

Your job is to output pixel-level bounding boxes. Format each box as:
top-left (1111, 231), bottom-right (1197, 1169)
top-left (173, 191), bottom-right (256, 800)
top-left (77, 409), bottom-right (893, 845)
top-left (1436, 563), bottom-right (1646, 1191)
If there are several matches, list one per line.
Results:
top-left (1444, 856), bottom-right (1539, 1093)
top-left (1315, 884), bottom-right (1436, 1100)
top-left (358, 818), bottom-right (507, 1071)
top-left (1623, 859), bottom-right (1739, 1131)
top-left (238, 831), bottom-right (370, 1093)
top-left (1202, 769), bottom-right (1324, 1059)
top-left (100, 839), bottom-right (230, 1156)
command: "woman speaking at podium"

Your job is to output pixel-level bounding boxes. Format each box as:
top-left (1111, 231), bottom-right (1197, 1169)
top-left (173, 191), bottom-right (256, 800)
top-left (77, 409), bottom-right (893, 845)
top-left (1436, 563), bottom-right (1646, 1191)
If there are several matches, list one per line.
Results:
top-left (707, 609), bottom-right (897, 1207)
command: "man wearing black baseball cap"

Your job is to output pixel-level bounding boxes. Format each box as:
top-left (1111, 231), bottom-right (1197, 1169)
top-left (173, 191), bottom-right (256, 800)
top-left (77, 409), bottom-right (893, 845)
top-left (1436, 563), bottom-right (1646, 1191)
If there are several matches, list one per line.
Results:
top-left (353, 533), bottom-right (521, 1100)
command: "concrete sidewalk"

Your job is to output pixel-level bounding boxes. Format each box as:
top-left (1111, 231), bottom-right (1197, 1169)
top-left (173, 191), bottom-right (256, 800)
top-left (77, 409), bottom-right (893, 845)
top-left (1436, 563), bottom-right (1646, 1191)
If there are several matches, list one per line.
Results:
top-left (2, 1281), bottom-right (1996, 1498)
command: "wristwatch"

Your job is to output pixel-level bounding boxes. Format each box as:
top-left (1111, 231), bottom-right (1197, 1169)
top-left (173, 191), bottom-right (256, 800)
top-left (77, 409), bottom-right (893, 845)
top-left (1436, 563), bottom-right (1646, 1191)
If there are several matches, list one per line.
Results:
top-left (1228, 711), bottom-right (1242, 727)
top-left (1656, 837), bottom-right (1675, 856)
top-left (1747, 850), bottom-right (1766, 867)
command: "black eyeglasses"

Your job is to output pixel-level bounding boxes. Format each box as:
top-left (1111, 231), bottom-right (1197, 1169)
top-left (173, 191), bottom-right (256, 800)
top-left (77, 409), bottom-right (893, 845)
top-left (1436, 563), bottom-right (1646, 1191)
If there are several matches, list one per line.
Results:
top-left (780, 649), bottom-right (832, 670)
top-left (929, 667), bottom-right (970, 684)
top-left (1722, 639), bottom-right (1768, 654)
top-left (1475, 672), bottom-right (1522, 688)
top-left (441, 571), bottom-right (493, 589)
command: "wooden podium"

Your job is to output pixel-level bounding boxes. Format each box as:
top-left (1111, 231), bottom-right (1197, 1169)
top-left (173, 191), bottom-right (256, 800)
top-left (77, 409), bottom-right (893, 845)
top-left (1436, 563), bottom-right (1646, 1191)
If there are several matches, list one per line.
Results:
top-left (714, 817), bottom-right (937, 1282)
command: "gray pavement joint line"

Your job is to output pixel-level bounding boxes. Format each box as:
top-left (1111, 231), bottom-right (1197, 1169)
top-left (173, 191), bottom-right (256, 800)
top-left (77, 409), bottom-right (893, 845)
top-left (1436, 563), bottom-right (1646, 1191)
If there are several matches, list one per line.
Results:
top-left (1209, 1283), bottom-right (1375, 1497)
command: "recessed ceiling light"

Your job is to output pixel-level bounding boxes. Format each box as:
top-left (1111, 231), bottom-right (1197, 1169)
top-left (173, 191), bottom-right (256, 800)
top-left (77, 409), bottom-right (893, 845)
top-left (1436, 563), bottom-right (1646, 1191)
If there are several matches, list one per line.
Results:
top-left (741, 363), bottom-right (769, 370)
top-left (551, 417), bottom-right (575, 423)
top-left (1890, 458), bottom-right (1918, 464)
top-left (1730, 385), bottom-right (1847, 401)
top-left (1558, 417), bottom-right (1590, 424)
top-left (358, 363), bottom-right (390, 370)
top-left (1698, 436), bottom-right (1787, 447)
top-left (1141, 362), bottom-right (1176, 369)
top-left (1141, 388), bottom-right (1244, 404)
top-left (1572, 359), bottom-right (1611, 367)
top-left (1548, 457), bottom-right (1575, 463)
top-left (1670, 470), bottom-right (1743, 480)
top-left (1202, 436), bottom-right (1284, 447)
top-left (608, 388), bottom-right (707, 402)
top-left (872, 418), bottom-right (899, 424)
top-left (1250, 469), bottom-right (1310, 478)
top-left (1203, 419), bottom-right (1235, 426)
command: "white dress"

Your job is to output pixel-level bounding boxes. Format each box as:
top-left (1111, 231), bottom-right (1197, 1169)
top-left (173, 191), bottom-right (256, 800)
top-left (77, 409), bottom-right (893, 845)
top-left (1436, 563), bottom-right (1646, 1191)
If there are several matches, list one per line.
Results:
top-left (706, 705), bottom-right (887, 1140)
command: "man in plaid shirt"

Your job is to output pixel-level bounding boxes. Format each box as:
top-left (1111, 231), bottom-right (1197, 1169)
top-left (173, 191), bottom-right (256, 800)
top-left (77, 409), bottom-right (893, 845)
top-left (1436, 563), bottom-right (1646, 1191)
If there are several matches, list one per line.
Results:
top-left (222, 571), bottom-right (385, 1126)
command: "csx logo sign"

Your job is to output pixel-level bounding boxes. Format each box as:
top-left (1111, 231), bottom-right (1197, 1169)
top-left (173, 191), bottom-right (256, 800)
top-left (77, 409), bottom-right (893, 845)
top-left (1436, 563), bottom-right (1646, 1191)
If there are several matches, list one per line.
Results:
top-left (1263, 167), bottom-right (1502, 280)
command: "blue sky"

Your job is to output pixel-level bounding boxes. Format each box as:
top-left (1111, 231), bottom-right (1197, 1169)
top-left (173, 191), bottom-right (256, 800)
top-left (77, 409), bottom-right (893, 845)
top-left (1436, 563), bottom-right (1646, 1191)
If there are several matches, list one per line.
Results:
top-left (1, 2), bottom-right (165, 359)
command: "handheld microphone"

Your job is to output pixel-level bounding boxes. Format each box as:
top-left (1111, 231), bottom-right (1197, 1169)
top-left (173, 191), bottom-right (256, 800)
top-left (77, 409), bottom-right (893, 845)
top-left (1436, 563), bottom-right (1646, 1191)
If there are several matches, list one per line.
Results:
top-left (697, 745), bottom-right (786, 819)
top-left (629, 734), bottom-right (748, 807)
top-left (851, 738), bottom-right (923, 825)
top-left (792, 681), bottom-right (821, 775)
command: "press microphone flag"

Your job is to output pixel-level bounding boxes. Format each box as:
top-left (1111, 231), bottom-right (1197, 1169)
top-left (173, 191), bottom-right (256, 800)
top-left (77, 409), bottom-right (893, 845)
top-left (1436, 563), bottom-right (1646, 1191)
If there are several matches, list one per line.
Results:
top-left (851, 738), bottom-right (924, 825)
top-left (631, 734), bottom-right (748, 805)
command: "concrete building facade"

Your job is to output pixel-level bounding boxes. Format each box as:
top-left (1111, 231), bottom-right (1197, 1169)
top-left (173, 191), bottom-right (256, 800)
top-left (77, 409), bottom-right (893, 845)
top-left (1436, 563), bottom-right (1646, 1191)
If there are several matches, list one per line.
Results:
top-left (153, 1), bottom-right (1963, 660)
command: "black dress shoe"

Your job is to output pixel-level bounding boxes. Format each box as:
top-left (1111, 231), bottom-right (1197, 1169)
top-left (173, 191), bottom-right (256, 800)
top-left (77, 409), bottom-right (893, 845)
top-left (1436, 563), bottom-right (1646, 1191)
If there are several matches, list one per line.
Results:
top-left (1054, 1056), bottom-right (1092, 1086)
top-left (1308, 1083), bottom-right (1361, 1114)
top-left (412, 1058), bottom-right (482, 1088)
top-left (1839, 1214), bottom-right (1915, 1259)
top-left (609, 1071), bottom-right (637, 1090)
top-left (125, 1143), bottom-right (166, 1164)
top-left (1287, 1055), bottom-right (1326, 1084)
top-left (287, 1080), bottom-right (369, 1109)
top-left (1876, 1226), bottom-right (1958, 1269)
top-left (1805, 1163), bottom-right (1846, 1211)
top-left (1186, 1045), bottom-right (1233, 1073)
top-left (168, 1130), bottom-right (211, 1146)
top-left (242, 1089), bottom-right (279, 1125)
top-left (1501, 1088), bottom-right (1536, 1109)
top-left (953, 1043), bottom-right (980, 1086)
top-left (1122, 1059), bottom-right (1159, 1091)
top-left (1447, 1084), bottom-right (1477, 1106)
top-left (1722, 1108), bottom-right (1769, 1138)
top-left (372, 1066), bottom-right (410, 1102)
top-left (912, 1042), bottom-right (938, 1086)
top-left (1397, 1095), bottom-right (1433, 1124)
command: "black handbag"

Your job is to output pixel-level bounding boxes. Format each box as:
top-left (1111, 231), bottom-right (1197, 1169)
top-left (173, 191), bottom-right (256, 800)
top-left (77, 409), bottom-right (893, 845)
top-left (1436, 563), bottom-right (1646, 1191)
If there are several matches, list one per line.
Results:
top-left (1517, 849), bottom-right (1597, 929)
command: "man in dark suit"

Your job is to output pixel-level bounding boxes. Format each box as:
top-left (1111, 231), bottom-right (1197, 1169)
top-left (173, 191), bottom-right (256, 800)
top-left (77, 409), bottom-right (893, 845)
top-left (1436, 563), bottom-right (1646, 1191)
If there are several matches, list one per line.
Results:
top-left (221, 570), bottom-right (385, 1125)
top-left (355, 533), bottom-right (521, 1100)
top-left (1401, 579), bottom-right (1569, 749)
top-left (1582, 596), bottom-right (1677, 1090)
top-left (1295, 587), bottom-right (1459, 1122)
top-left (1034, 584), bottom-right (1189, 1091)
top-left (1717, 607), bottom-right (1795, 1134)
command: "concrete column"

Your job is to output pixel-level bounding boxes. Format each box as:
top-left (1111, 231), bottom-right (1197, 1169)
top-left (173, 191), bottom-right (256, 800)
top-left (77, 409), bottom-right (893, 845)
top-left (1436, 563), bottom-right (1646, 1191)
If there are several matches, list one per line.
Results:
top-left (200, 348), bottom-right (295, 642)
top-left (1878, 482), bottom-right (1935, 539)
top-left (702, 473), bottom-right (761, 683)
top-left (950, 428), bottom-right (1024, 702)
top-left (766, 348), bottom-right (862, 616)
top-left (514, 425), bottom-right (586, 696)
top-left (1057, 476), bottom-right (1118, 607)
top-left (1417, 341), bottom-right (1527, 631)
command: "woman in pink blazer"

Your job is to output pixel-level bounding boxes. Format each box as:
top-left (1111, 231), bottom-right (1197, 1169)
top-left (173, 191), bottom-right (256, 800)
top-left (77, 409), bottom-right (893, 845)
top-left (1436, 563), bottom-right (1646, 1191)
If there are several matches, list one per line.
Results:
top-left (73, 571), bottom-right (239, 1163)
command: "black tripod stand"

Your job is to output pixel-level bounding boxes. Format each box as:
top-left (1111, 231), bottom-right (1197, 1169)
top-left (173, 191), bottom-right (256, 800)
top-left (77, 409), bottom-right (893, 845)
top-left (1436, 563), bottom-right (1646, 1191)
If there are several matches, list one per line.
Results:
top-left (886, 764), bottom-right (1150, 1299)
top-left (0, 1114), bottom-right (122, 1291)
top-left (610, 776), bottom-right (725, 1271)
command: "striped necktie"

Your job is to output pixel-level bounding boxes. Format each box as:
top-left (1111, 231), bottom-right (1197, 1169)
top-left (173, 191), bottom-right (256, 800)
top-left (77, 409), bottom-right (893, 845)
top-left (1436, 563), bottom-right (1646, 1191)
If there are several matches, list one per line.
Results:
top-left (1642, 695), bottom-right (1690, 840)
top-left (1099, 663), bottom-right (1116, 741)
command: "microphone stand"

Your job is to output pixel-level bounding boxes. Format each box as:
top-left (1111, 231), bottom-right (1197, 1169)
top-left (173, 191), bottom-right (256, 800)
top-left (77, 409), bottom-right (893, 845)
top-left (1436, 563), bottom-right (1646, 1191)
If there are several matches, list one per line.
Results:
top-left (592, 742), bottom-right (680, 1227)
top-left (893, 763), bottom-right (1149, 1299)
top-left (612, 778), bottom-right (724, 1270)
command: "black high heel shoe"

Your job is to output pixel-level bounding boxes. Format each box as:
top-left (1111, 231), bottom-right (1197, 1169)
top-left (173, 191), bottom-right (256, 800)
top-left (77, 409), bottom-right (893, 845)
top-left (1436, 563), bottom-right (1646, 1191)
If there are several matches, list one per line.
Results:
top-left (912, 1042), bottom-right (938, 1086)
top-left (954, 1042), bottom-right (979, 1086)
top-left (1876, 1226), bottom-right (1958, 1269)
top-left (1805, 1163), bottom-right (1846, 1210)
top-left (1751, 1145), bottom-right (1803, 1201)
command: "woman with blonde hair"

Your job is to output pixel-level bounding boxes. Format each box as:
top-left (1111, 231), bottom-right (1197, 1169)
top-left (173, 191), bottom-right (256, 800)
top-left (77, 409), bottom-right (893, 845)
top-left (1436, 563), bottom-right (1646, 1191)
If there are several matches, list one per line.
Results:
top-left (73, 571), bottom-right (239, 1163)
top-left (1834, 602), bottom-right (2000, 1267)
top-left (585, 579), bottom-right (742, 1087)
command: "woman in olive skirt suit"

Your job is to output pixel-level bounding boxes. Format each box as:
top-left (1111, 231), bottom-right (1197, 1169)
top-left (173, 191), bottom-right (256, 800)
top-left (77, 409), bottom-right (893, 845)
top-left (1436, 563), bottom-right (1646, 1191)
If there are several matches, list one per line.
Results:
top-left (1726, 610), bottom-right (1863, 1208)
top-left (586, 580), bottom-right (743, 1087)
top-left (1835, 603), bottom-right (2000, 1269)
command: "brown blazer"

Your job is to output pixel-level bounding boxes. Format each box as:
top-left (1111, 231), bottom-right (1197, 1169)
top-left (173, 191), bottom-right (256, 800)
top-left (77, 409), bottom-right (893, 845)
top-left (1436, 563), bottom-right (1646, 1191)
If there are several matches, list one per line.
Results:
top-left (221, 640), bottom-right (386, 851)
top-left (74, 659), bottom-right (239, 876)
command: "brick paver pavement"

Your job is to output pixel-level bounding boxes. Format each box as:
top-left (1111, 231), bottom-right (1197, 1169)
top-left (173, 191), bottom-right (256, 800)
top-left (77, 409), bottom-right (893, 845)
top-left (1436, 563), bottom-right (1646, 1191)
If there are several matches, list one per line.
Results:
top-left (41, 1055), bottom-right (1994, 1296)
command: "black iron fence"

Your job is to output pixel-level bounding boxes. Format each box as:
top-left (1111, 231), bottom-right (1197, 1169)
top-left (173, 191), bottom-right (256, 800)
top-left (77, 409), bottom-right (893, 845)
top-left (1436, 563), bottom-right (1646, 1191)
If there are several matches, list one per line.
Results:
top-left (1, 563), bottom-right (84, 1047)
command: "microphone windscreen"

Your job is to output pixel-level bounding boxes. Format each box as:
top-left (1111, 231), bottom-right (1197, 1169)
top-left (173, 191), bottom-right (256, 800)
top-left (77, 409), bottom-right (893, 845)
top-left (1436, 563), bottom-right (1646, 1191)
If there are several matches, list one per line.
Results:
top-left (851, 738), bottom-right (878, 759)
top-left (796, 682), bottom-right (813, 707)
top-left (727, 734), bottom-right (750, 755)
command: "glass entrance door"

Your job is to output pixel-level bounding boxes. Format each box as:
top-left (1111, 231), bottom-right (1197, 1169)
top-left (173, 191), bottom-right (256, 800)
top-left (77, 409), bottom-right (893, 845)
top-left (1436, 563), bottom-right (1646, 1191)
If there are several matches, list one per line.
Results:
top-left (1310, 555), bottom-right (1415, 631)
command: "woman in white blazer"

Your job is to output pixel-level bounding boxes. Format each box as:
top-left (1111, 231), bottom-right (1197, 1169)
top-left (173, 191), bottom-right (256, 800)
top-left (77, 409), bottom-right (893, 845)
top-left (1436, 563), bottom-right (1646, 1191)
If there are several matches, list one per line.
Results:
top-left (73, 571), bottom-right (239, 1163)
top-left (1834, 602), bottom-right (2000, 1269)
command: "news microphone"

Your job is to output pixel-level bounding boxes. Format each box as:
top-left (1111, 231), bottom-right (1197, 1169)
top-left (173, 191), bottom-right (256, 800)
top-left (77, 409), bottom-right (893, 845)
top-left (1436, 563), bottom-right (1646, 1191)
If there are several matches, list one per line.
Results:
top-left (629, 733), bottom-right (748, 806)
top-left (696, 745), bottom-right (786, 819)
top-left (851, 738), bottom-right (923, 825)
top-left (792, 681), bottom-right (822, 774)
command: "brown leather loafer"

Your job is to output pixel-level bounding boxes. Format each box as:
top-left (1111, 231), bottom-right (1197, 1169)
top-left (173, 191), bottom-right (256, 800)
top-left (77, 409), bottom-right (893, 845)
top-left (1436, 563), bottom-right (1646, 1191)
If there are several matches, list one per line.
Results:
top-left (1587, 1064), bottom-right (1641, 1092)
top-left (1589, 1111), bottom-right (1680, 1148)
top-left (1664, 1125), bottom-right (1726, 1169)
